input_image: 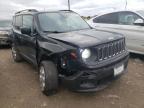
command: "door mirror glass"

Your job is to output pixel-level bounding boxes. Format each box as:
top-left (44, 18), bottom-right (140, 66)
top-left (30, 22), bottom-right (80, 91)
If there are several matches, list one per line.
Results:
top-left (134, 19), bottom-right (144, 26)
top-left (21, 27), bottom-right (31, 35)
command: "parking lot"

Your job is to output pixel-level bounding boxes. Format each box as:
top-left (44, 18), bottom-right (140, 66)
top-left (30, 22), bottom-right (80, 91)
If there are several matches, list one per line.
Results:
top-left (0, 47), bottom-right (144, 108)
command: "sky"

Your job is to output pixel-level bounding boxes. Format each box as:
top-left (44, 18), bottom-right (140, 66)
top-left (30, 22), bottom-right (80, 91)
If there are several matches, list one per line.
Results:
top-left (0, 0), bottom-right (144, 20)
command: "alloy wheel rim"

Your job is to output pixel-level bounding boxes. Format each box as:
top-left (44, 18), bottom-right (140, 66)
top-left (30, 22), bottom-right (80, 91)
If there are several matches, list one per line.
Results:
top-left (39, 66), bottom-right (46, 91)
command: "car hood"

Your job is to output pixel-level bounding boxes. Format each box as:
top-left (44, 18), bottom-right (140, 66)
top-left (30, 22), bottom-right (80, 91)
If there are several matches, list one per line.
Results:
top-left (47, 29), bottom-right (123, 48)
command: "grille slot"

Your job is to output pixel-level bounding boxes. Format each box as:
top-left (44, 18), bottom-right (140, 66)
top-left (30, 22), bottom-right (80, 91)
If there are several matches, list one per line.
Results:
top-left (96, 39), bottom-right (125, 61)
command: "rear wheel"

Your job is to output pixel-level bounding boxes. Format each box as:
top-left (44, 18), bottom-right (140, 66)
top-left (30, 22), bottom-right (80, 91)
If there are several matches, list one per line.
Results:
top-left (11, 44), bottom-right (23, 62)
top-left (39, 61), bottom-right (58, 96)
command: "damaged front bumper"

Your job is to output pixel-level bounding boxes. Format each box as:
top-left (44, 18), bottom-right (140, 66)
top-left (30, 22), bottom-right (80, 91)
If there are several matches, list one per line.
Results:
top-left (61, 53), bottom-right (129, 92)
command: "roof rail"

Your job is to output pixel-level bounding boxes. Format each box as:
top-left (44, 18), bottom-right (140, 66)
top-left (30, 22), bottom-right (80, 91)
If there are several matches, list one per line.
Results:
top-left (59, 10), bottom-right (74, 12)
top-left (15, 9), bottom-right (38, 14)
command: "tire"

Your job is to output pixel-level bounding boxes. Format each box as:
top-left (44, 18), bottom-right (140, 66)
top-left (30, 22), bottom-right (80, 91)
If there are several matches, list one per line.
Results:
top-left (11, 44), bottom-right (23, 62)
top-left (39, 61), bottom-right (58, 96)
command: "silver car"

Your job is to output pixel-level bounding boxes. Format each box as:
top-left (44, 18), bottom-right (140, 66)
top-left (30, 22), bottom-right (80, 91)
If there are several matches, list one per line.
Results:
top-left (0, 20), bottom-right (11, 45)
top-left (88, 10), bottom-right (144, 55)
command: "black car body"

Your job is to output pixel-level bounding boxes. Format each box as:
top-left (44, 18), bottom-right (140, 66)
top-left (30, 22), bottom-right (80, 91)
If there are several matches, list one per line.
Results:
top-left (11, 9), bottom-right (129, 95)
top-left (0, 20), bottom-right (11, 45)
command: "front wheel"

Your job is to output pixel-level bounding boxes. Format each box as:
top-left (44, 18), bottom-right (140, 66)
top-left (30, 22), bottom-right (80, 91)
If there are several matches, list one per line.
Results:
top-left (39, 61), bottom-right (58, 96)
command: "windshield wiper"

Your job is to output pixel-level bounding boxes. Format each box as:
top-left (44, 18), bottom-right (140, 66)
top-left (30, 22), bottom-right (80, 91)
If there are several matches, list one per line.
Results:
top-left (43, 31), bottom-right (63, 33)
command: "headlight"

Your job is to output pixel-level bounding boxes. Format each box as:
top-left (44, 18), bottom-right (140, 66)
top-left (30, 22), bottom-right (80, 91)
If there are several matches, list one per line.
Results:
top-left (81, 49), bottom-right (91, 59)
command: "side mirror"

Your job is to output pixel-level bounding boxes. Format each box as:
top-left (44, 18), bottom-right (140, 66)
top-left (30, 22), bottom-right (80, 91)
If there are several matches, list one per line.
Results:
top-left (134, 19), bottom-right (144, 26)
top-left (21, 27), bottom-right (31, 35)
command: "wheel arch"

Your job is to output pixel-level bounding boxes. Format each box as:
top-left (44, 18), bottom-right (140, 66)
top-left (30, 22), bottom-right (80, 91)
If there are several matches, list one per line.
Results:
top-left (37, 50), bottom-right (60, 68)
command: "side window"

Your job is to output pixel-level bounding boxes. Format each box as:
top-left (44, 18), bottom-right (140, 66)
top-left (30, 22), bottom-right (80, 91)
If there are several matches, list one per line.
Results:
top-left (23, 15), bottom-right (33, 28)
top-left (93, 13), bottom-right (118, 24)
top-left (15, 15), bottom-right (22, 30)
top-left (12, 17), bottom-right (15, 26)
top-left (118, 12), bottom-right (142, 25)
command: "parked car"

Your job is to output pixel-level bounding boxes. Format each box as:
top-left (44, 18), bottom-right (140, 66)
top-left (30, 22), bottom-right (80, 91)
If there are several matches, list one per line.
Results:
top-left (11, 9), bottom-right (129, 96)
top-left (88, 10), bottom-right (144, 55)
top-left (0, 20), bottom-right (11, 46)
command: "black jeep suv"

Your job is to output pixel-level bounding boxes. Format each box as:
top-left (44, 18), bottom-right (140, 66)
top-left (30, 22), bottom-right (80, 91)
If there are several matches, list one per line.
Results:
top-left (11, 9), bottom-right (129, 95)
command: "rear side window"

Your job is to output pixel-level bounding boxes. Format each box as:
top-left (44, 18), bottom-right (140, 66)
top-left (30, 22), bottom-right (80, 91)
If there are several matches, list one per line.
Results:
top-left (15, 15), bottom-right (22, 30)
top-left (93, 13), bottom-right (118, 24)
top-left (23, 15), bottom-right (33, 28)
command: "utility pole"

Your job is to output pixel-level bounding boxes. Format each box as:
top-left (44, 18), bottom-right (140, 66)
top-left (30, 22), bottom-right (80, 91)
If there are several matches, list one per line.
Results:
top-left (125, 0), bottom-right (127, 10)
top-left (68, 0), bottom-right (70, 10)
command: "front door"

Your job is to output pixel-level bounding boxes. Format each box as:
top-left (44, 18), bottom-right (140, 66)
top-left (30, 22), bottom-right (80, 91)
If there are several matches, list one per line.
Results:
top-left (93, 11), bottom-right (144, 54)
top-left (20, 15), bottom-right (37, 64)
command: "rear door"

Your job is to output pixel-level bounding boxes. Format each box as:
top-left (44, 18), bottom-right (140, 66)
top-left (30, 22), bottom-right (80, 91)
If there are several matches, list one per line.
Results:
top-left (13, 15), bottom-right (23, 52)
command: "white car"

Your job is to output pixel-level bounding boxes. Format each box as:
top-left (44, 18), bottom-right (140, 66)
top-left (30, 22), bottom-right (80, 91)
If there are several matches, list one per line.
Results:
top-left (88, 10), bottom-right (144, 55)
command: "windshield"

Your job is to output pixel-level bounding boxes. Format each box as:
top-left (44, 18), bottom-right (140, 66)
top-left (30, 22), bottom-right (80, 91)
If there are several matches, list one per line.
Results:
top-left (38, 12), bottom-right (90, 32)
top-left (137, 10), bottom-right (144, 18)
top-left (0, 20), bottom-right (11, 28)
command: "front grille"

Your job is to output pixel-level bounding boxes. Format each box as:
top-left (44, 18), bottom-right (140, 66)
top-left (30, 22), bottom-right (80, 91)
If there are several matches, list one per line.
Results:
top-left (96, 38), bottom-right (125, 61)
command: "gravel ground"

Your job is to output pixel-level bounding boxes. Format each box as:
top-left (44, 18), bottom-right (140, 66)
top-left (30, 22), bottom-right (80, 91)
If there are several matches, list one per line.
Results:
top-left (0, 48), bottom-right (144, 108)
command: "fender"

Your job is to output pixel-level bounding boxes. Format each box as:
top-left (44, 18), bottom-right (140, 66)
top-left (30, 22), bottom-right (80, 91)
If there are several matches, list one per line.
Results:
top-left (36, 39), bottom-right (76, 65)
